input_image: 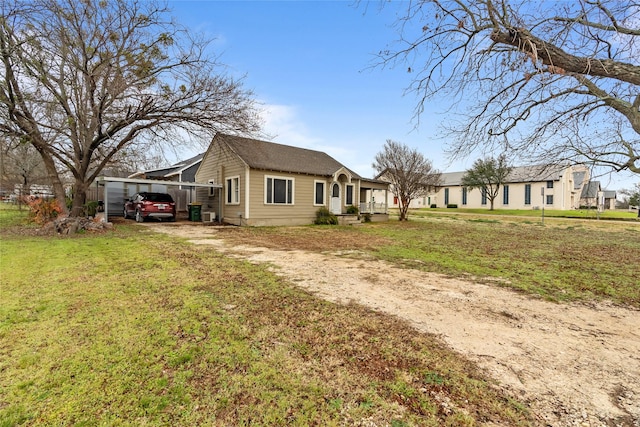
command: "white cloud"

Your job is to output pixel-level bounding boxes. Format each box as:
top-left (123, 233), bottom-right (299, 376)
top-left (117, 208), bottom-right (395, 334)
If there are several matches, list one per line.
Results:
top-left (259, 103), bottom-right (357, 155)
top-left (259, 104), bottom-right (321, 147)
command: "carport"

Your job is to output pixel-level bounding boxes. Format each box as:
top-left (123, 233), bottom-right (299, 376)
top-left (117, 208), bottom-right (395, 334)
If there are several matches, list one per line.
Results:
top-left (96, 176), bottom-right (222, 221)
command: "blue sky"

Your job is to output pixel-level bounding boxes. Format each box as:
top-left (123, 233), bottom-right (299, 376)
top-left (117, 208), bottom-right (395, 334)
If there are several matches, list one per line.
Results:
top-left (168, 0), bottom-right (638, 192)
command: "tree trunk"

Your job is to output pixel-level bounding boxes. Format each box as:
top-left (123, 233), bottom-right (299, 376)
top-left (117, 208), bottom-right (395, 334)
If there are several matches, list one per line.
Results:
top-left (399, 199), bottom-right (409, 221)
top-left (70, 181), bottom-right (88, 217)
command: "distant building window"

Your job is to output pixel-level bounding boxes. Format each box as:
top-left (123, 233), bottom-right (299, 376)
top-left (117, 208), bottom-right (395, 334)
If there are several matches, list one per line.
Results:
top-left (462, 188), bottom-right (467, 205)
top-left (525, 184), bottom-right (531, 205)
top-left (444, 188), bottom-right (449, 205)
top-left (226, 176), bottom-right (239, 205)
top-left (265, 176), bottom-right (294, 205)
top-left (481, 188), bottom-right (487, 205)
top-left (546, 195), bottom-right (554, 205)
top-left (314, 181), bottom-right (325, 206)
top-left (393, 196), bottom-right (398, 206)
top-left (503, 185), bottom-right (509, 205)
top-left (346, 184), bottom-right (354, 205)
top-left (547, 180), bottom-right (554, 189)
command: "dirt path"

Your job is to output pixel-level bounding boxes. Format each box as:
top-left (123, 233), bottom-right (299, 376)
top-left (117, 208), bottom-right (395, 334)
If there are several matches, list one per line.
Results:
top-left (148, 224), bottom-right (640, 427)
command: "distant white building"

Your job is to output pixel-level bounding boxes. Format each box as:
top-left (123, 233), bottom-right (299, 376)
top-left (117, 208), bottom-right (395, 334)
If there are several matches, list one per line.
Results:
top-left (384, 164), bottom-right (601, 211)
top-left (14, 183), bottom-right (54, 198)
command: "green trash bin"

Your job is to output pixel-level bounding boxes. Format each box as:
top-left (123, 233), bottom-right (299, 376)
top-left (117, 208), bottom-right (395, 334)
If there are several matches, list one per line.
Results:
top-left (188, 203), bottom-right (202, 221)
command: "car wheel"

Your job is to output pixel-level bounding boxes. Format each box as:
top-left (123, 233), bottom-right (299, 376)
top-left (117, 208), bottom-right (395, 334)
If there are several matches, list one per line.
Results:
top-left (123, 207), bottom-right (129, 219)
top-left (135, 210), bottom-right (144, 223)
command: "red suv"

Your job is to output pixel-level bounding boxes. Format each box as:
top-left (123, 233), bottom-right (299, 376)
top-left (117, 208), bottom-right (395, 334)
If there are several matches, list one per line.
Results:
top-left (124, 192), bottom-right (176, 222)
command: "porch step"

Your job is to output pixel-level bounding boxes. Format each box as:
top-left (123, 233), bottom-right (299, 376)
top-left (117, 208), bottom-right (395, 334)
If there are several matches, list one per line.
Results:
top-left (337, 215), bottom-right (362, 226)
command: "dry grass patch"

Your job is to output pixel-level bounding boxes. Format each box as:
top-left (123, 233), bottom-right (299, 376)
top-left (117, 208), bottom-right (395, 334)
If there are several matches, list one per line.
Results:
top-left (0, 220), bottom-right (532, 426)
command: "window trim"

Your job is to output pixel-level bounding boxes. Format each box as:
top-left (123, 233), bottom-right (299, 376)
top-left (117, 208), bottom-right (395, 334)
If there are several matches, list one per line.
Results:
top-left (225, 176), bottom-right (240, 205)
top-left (345, 184), bottom-right (354, 206)
top-left (444, 188), bottom-right (450, 206)
top-left (462, 187), bottom-right (467, 205)
top-left (264, 175), bottom-right (295, 205)
top-left (546, 194), bottom-right (554, 205)
top-left (314, 180), bottom-right (326, 206)
top-left (546, 180), bottom-right (554, 189)
top-left (524, 184), bottom-right (531, 205)
top-left (503, 185), bottom-right (509, 205)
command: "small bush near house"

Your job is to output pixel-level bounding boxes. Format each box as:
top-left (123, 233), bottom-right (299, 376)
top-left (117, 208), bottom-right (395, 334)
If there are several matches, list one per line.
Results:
top-left (85, 201), bottom-right (99, 217)
top-left (314, 207), bottom-right (338, 225)
top-left (363, 213), bottom-right (372, 223)
top-left (447, 204), bottom-right (458, 209)
top-left (430, 204), bottom-right (437, 208)
top-left (346, 205), bottom-right (359, 215)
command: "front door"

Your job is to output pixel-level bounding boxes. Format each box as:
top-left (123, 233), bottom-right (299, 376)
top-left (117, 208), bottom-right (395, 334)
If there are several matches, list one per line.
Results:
top-left (331, 183), bottom-right (341, 214)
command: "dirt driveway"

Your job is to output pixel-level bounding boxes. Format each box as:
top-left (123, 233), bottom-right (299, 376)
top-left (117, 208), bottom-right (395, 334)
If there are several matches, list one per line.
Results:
top-left (147, 223), bottom-right (640, 427)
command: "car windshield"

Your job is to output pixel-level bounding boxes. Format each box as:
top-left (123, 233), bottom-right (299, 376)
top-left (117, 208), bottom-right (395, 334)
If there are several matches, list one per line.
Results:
top-left (144, 193), bottom-right (173, 203)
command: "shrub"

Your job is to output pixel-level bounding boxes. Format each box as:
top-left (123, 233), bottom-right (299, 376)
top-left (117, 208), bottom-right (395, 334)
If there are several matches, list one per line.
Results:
top-left (314, 207), bottom-right (338, 225)
top-left (362, 213), bottom-right (372, 223)
top-left (26, 197), bottom-right (63, 224)
top-left (346, 205), bottom-right (359, 215)
top-left (430, 204), bottom-right (437, 208)
top-left (447, 204), bottom-right (458, 208)
top-left (85, 201), bottom-right (99, 217)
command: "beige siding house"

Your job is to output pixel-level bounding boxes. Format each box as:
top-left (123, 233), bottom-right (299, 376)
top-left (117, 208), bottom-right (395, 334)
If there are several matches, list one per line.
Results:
top-left (194, 134), bottom-right (389, 226)
top-left (386, 164), bottom-right (593, 211)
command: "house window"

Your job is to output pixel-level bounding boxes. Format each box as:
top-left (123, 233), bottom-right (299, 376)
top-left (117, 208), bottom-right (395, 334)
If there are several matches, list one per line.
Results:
top-left (265, 176), bottom-right (294, 205)
top-left (444, 188), bottom-right (449, 205)
top-left (208, 179), bottom-right (216, 197)
top-left (481, 188), bottom-right (487, 205)
top-left (546, 195), bottom-right (554, 205)
top-left (503, 185), bottom-right (509, 205)
top-left (462, 188), bottom-right (467, 205)
top-left (524, 184), bottom-right (531, 205)
top-left (225, 176), bottom-right (239, 204)
top-left (314, 181), bottom-right (325, 206)
top-left (547, 180), bottom-right (554, 189)
top-left (393, 196), bottom-right (398, 206)
top-left (345, 184), bottom-right (354, 205)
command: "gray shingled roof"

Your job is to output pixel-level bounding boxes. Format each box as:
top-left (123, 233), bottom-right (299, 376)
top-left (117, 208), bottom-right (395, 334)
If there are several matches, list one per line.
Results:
top-left (216, 134), bottom-right (361, 178)
top-left (581, 181), bottom-right (601, 198)
top-left (439, 164), bottom-right (566, 186)
top-left (131, 153), bottom-right (204, 179)
top-left (572, 170), bottom-right (586, 190)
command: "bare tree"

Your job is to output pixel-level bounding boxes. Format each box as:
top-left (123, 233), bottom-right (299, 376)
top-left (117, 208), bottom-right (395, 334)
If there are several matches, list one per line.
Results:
top-left (619, 182), bottom-right (640, 209)
top-left (460, 155), bottom-right (512, 210)
top-left (0, 0), bottom-right (260, 216)
top-left (373, 139), bottom-right (441, 221)
top-left (1, 136), bottom-right (49, 207)
top-left (379, 0), bottom-right (639, 176)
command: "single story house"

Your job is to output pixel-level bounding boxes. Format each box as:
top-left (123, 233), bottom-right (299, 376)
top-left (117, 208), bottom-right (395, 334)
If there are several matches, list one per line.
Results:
top-left (129, 153), bottom-right (204, 183)
top-left (194, 133), bottom-right (389, 226)
top-left (386, 164), bottom-right (595, 211)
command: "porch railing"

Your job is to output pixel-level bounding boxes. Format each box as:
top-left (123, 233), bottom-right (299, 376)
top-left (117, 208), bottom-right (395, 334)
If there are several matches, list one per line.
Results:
top-left (359, 202), bottom-right (387, 214)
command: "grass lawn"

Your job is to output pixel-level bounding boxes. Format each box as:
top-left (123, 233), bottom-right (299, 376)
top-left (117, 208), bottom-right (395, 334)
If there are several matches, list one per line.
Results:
top-left (409, 207), bottom-right (639, 220)
top-left (0, 207), bottom-right (532, 426)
